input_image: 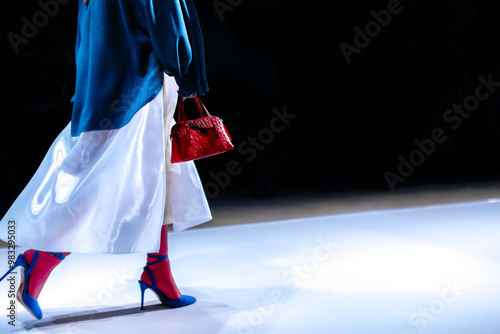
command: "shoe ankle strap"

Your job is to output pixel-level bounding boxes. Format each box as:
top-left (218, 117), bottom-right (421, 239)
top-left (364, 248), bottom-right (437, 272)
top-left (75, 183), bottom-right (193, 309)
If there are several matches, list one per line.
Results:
top-left (143, 254), bottom-right (169, 290)
top-left (49, 252), bottom-right (66, 261)
top-left (24, 251), bottom-right (39, 276)
top-left (146, 254), bottom-right (168, 266)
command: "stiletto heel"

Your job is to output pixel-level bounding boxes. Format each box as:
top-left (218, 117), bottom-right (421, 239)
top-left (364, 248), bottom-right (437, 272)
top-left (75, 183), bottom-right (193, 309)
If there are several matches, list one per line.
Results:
top-left (0, 251), bottom-right (68, 320)
top-left (139, 280), bottom-right (148, 310)
top-left (0, 253), bottom-right (27, 282)
top-left (17, 251), bottom-right (43, 319)
top-left (138, 254), bottom-right (196, 309)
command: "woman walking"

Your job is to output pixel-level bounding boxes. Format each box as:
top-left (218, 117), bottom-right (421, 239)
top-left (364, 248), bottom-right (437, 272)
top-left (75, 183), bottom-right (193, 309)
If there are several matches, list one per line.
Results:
top-left (0, 0), bottom-right (211, 319)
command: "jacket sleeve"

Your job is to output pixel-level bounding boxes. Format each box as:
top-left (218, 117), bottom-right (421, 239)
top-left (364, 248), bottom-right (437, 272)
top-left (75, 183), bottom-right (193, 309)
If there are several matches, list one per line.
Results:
top-left (145, 0), bottom-right (209, 97)
top-left (71, 1), bottom-right (83, 103)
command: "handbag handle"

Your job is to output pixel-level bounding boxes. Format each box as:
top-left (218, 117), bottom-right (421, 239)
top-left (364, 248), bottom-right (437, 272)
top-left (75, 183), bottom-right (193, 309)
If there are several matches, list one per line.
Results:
top-left (177, 96), bottom-right (212, 123)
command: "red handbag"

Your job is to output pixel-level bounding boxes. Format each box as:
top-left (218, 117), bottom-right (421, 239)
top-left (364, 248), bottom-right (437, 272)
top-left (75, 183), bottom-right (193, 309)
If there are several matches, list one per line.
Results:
top-left (170, 96), bottom-right (233, 163)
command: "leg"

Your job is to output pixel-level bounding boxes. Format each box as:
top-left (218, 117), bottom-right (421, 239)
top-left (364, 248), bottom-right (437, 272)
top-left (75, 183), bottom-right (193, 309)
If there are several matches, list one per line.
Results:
top-left (138, 225), bottom-right (195, 309)
top-left (1, 250), bottom-right (69, 319)
top-left (20, 250), bottom-right (70, 302)
top-left (140, 225), bottom-right (181, 299)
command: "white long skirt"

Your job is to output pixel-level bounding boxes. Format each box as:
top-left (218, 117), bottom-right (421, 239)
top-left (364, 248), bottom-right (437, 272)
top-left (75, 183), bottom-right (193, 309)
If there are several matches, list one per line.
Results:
top-left (0, 75), bottom-right (211, 253)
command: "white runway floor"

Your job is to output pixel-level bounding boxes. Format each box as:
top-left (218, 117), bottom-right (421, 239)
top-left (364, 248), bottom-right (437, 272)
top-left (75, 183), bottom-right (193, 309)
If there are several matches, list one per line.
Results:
top-left (1, 199), bottom-right (500, 334)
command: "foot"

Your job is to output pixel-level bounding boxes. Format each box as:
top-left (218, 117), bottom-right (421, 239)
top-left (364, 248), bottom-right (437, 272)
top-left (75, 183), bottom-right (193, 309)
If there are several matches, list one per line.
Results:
top-left (19, 250), bottom-right (69, 301)
top-left (140, 256), bottom-right (182, 300)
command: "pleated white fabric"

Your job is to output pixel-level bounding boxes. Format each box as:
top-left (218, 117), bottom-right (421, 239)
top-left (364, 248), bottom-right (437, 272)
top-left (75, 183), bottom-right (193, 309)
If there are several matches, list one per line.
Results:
top-left (0, 75), bottom-right (211, 253)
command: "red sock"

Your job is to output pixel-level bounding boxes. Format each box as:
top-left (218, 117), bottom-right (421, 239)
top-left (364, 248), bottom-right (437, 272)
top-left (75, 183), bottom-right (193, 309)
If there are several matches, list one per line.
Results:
top-left (140, 225), bottom-right (182, 299)
top-left (21, 250), bottom-right (70, 299)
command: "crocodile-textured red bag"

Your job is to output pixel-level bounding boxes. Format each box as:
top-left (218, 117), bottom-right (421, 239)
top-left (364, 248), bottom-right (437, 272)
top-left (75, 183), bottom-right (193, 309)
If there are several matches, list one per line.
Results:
top-left (170, 96), bottom-right (233, 163)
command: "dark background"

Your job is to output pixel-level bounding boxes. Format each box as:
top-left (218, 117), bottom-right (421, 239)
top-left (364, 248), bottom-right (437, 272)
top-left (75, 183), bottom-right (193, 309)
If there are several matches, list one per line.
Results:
top-left (1, 0), bottom-right (500, 215)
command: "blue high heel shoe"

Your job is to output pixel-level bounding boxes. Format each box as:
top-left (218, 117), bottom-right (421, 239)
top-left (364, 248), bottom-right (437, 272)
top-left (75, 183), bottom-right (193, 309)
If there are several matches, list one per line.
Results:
top-left (138, 254), bottom-right (196, 310)
top-left (0, 251), bottom-right (66, 320)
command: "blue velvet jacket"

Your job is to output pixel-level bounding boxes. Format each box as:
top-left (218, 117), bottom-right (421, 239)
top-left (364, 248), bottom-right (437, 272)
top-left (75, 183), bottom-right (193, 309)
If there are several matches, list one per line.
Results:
top-left (71, 0), bottom-right (209, 136)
